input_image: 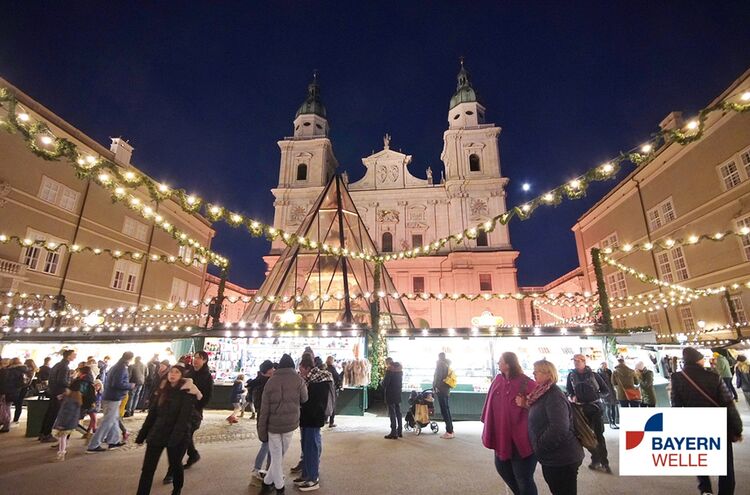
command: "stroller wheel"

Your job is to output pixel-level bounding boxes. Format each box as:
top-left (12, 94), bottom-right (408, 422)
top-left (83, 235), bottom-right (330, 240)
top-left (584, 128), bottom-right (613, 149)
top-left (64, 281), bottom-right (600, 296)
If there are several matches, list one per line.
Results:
top-left (430, 422), bottom-right (439, 434)
top-left (415, 425), bottom-right (422, 436)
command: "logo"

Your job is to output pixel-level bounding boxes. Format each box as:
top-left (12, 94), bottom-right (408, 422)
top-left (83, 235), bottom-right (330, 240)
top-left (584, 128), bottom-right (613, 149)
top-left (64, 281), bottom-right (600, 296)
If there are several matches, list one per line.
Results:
top-left (625, 412), bottom-right (663, 449)
top-left (619, 408), bottom-right (726, 476)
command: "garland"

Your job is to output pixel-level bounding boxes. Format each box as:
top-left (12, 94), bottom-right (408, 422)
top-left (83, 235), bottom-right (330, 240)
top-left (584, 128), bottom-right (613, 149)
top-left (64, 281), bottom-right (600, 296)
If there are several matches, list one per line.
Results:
top-left (602, 227), bottom-right (750, 255)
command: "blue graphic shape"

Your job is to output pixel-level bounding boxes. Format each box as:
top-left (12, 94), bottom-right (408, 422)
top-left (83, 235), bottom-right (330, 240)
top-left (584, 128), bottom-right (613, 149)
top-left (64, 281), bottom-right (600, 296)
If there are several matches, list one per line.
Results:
top-left (644, 413), bottom-right (663, 432)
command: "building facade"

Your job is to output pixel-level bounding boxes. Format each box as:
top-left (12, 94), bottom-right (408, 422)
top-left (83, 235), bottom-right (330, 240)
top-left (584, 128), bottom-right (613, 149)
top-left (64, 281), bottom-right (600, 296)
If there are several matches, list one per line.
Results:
top-left (0, 77), bottom-right (214, 326)
top-left (572, 69), bottom-right (750, 340)
top-left (202, 273), bottom-right (256, 324)
top-left (268, 64), bottom-right (524, 328)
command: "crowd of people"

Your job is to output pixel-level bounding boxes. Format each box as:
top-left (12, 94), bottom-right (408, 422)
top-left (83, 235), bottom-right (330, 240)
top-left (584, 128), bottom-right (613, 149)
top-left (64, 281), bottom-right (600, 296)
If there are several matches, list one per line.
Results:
top-left (1, 345), bottom-right (748, 495)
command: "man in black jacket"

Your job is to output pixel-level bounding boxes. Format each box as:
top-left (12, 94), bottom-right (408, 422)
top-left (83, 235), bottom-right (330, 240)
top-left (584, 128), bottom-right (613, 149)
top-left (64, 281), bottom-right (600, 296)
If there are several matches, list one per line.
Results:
top-left (39, 349), bottom-right (76, 442)
top-left (671, 347), bottom-right (743, 495)
top-left (382, 358), bottom-right (403, 439)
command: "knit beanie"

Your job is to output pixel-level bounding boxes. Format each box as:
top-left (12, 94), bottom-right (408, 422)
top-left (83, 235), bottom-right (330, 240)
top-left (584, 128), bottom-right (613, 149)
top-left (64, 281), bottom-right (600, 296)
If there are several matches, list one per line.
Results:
top-left (278, 354), bottom-right (295, 369)
top-left (682, 347), bottom-right (704, 365)
top-left (259, 359), bottom-right (275, 374)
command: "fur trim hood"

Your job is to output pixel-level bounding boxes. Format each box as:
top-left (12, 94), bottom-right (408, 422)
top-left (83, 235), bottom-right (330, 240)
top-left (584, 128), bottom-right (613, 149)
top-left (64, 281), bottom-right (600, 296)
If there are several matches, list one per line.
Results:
top-left (181, 378), bottom-right (203, 401)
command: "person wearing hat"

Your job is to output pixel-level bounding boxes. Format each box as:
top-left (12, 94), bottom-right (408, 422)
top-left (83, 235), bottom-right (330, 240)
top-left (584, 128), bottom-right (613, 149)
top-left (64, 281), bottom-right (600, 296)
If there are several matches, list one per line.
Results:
top-left (248, 360), bottom-right (277, 481)
top-left (611, 357), bottom-right (641, 408)
top-left (258, 354), bottom-right (307, 495)
top-left (713, 351), bottom-right (738, 401)
top-left (671, 347), bottom-right (742, 495)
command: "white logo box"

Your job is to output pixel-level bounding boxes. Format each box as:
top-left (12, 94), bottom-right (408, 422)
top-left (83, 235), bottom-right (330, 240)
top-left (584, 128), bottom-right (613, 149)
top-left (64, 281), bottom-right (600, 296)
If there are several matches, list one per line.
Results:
top-left (619, 407), bottom-right (727, 476)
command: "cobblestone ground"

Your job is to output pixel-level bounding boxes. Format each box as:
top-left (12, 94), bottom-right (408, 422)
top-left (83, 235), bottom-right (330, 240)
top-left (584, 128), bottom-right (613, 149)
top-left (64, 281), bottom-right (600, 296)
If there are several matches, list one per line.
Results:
top-left (0, 404), bottom-right (748, 494)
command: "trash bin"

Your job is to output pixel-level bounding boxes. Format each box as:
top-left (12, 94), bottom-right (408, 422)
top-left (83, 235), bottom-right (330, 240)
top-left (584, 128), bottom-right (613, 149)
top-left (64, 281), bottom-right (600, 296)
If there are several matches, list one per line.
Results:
top-left (24, 397), bottom-right (49, 438)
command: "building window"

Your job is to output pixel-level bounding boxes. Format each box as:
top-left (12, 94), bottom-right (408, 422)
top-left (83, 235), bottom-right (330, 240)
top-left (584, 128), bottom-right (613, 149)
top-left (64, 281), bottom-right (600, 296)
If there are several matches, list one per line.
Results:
top-left (647, 311), bottom-right (662, 331)
top-left (605, 272), bottom-right (627, 299)
top-left (615, 317), bottom-right (628, 329)
top-left (411, 234), bottom-right (423, 248)
top-left (111, 260), bottom-right (140, 292)
top-left (531, 304), bottom-right (542, 324)
top-left (38, 176), bottom-right (79, 212)
top-left (479, 273), bottom-right (492, 291)
top-left (679, 305), bottom-right (696, 332)
top-left (20, 228), bottom-right (64, 275)
top-left (412, 276), bottom-right (425, 294)
top-left (601, 232), bottom-right (619, 250)
top-left (476, 230), bottom-right (489, 247)
top-left (469, 154), bottom-right (481, 172)
top-left (741, 147), bottom-right (750, 178)
top-left (179, 245), bottom-right (194, 263)
top-left (296, 163), bottom-right (308, 181)
top-left (656, 246), bottom-right (689, 282)
top-left (737, 215), bottom-right (750, 261)
top-left (718, 160), bottom-right (742, 191)
top-left (123, 217), bottom-right (149, 242)
top-left (727, 295), bottom-right (748, 324)
top-left (170, 277), bottom-right (200, 303)
top-left (381, 232), bottom-right (393, 253)
top-left (647, 197), bottom-right (677, 231)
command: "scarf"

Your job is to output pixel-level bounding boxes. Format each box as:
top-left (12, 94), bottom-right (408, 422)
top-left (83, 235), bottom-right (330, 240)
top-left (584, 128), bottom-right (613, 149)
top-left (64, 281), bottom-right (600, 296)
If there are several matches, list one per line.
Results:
top-left (525, 380), bottom-right (553, 406)
top-left (306, 366), bottom-right (333, 384)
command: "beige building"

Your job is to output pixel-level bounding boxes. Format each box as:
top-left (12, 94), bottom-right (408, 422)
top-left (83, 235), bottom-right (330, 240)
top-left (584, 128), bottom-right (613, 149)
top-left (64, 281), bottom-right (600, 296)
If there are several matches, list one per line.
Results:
top-left (202, 273), bottom-right (255, 324)
top-left (572, 69), bottom-right (750, 341)
top-left (0, 77), bottom-right (214, 327)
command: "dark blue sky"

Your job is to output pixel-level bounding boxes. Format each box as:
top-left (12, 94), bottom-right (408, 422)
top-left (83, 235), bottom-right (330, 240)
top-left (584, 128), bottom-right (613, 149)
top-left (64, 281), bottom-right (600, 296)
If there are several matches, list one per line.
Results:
top-left (2, 2), bottom-right (748, 289)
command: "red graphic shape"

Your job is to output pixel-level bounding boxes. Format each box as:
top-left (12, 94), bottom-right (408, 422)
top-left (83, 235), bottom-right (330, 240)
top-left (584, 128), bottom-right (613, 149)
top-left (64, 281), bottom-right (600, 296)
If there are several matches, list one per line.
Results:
top-left (626, 431), bottom-right (645, 450)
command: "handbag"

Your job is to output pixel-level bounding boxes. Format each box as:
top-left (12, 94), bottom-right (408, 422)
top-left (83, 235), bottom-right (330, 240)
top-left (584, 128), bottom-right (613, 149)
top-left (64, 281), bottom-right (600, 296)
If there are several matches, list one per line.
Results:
top-left (624, 388), bottom-right (642, 401)
top-left (570, 402), bottom-right (598, 450)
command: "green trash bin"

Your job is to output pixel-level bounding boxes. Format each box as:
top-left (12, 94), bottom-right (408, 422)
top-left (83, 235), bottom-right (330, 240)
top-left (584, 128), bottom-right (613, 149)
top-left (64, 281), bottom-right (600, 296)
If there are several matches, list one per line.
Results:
top-left (24, 397), bottom-right (50, 438)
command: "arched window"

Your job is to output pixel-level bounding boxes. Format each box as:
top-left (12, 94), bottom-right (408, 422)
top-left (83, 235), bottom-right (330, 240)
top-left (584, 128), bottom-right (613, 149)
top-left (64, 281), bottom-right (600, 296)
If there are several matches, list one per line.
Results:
top-left (296, 163), bottom-right (308, 181)
top-left (381, 232), bottom-right (393, 252)
top-left (476, 230), bottom-right (489, 247)
top-left (469, 154), bottom-right (481, 172)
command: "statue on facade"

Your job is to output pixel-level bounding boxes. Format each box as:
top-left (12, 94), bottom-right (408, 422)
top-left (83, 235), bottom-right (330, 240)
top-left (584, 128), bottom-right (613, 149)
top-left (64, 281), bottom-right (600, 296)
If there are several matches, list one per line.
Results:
top-left (383, 133), bottom-right (391, 150)
top-left (426, 167), bottom-right (433, 184)
top-left (342, 171), bottom-right (349, 185)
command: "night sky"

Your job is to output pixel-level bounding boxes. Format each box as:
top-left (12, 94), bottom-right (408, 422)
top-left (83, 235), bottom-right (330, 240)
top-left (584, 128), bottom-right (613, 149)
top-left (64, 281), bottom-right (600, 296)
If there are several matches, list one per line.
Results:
top-left (2, 2), bottom-right (748, 289)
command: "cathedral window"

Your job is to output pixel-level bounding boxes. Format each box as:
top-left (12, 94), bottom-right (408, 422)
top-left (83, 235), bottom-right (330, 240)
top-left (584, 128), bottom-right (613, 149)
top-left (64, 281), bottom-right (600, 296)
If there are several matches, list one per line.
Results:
top-left (476, 230), bottom-right (488, 247)
top-left (479, 273), bottom-right (493, 291)
top-left (296, 163), bottom-right (308, 181)
top-left (381, 232), bottom-right (393, 252)
top-left (469, 154), bottom-right (481, 172)
top-left (411, 234), bottom-right (423, 248)
top-left (412, 276), bottom-right (425, 294)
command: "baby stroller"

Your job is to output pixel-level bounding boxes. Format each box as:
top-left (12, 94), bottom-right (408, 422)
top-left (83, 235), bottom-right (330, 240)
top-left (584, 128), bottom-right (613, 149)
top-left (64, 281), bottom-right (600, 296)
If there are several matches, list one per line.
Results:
top-left (403, 388), bottom-right (439, 435)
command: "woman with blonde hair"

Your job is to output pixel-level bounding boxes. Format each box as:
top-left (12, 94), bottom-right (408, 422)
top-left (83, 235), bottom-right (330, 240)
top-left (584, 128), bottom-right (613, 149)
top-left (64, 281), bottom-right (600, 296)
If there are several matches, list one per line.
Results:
top-left (517, 360), bottom-right (583, 495)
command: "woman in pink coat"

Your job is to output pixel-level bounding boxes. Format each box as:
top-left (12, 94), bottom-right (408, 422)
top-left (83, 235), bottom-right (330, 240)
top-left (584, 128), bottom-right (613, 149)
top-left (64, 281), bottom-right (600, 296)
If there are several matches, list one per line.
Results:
top-left (481, 352), bottom-right (539, 495)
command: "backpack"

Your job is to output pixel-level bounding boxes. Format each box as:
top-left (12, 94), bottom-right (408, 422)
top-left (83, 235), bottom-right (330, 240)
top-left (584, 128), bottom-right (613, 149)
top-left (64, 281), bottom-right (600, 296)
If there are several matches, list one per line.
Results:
top-left (570, 402), bottom-right (598, 450)
top-left (570, 370), bottom-right (601, 404)
top-left (443, 368), bottom-right (457, 389)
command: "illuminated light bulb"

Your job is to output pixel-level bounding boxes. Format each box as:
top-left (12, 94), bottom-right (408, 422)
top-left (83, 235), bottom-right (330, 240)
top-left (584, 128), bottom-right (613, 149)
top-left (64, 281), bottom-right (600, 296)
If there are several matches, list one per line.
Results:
top-left (210, 205), bottom-right (221, 215)
top-left (483, 221), bottom-right (492, 230)
top-left (568, 179), bottom-right (581, 189)
top-left (18, 112), bottom-right (30, 122)
top-left (77, 158), bottom-right (86, 165)
top-left (622, 244), bottom-right (632, 252)
top-left (714, 232), bottom-right (724, 239)
top-left (601, 163), bottom-right (614, 174)
top-left (641, 144), bottom-right (653, 153)
top-left (741, 91), bottom-right (750, 102)
top-left (40, 136), bottom-right (53, 145)
top-left (186, 195), bottom-right (197, 205)
top-left (665, 239), bottom-right (675, 247)
top-left (129, 197), bottom-right (140, 206)
top-left (114, 187), bottom-right (126, 196)
top-left (0, 235), bottom-right (6, 242)
top-left (740, 227), bottom-right (750, 236)
top-left (230, 214), bottom-right (242, 223)
top-left (688, 235), bottom-right (699, 244)
top-left (543, 192), bottom-right (554, 202)
top-left (85, 155), bottom-right (96, 164)
top-left (521, 204), bottom-right (531, 212)
top-left (161, 221), bottom-right (171, 229)
top-left (686, 120), bottom-right (699, 130)
top-left (522, 183), bottom-right (530, 192)
top-left (22, 238), bottom-right (32, 246)
top-left (643, 242), bottom-right (653, 250)
top-left (113, 250), bottom-right (122, 257)
top-left (98, 173), bottom-right (110, 182)
top-left (124, 171), bottom-right (135, 180)
top-left (158, 183), bottom-right (169, 193)
top-left (46, 242), bottom-right (56, 249)
top-left (93, 248), bottom-right (102, 254)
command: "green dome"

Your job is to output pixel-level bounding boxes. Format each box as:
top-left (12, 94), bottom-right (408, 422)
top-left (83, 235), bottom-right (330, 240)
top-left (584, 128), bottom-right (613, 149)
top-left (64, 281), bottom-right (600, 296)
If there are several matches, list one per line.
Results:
top-left (449, 62), bottom-right (480, 110)
top-left (295, 73), bottom-right (327, 118)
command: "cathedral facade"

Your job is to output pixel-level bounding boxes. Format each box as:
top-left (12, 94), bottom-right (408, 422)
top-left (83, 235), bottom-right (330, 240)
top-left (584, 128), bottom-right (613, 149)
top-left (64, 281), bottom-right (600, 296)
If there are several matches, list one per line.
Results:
top-left (266, 64), bottom-right (526, 328)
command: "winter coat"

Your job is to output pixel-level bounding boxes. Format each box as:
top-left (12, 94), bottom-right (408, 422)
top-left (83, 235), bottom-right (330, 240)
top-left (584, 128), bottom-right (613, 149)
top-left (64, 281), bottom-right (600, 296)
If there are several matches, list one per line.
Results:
top-left (382, 363), bottom-right (403, 405)
top-left (187, 364), bottom-right (213, 412)
top-left (0, 364), bottom-right (27, 398)
top-left (230, 380), bottom-right (245, 404)
top-left (97, 360), bottom-right (108, 381)
top-left (52, 376), bottom-right (96, 431)
top-left (481, 373), bottom-right (537, 461)
top-left (566, 366), bottom-right (607, 404)
top-left (136, 379), bottom-right (202, 448)
top-left (611, 363), bottom-right (639, 401)
top-left (736, 362), bottom-right (750, 392)
top-left (247, 373), bottom-right (270, 412)
top-left (528, 385), bottom-right (584, 467)
top-left (671, 364), bottom-right (743, 440)
top-left (257, 368), bottom-right (308, 442)
top-left (300, 367), bottom-right (334, 428)
top-left (433, 358), bottom-right (451, 396)
top-left (103, 359), bottom-right (132, 402)
top-left (37, 365), bottom-right (51, 383)
top-left (47, 359), bottom-right (72, 397)
top-left (327, 364), bottom-right (342, 390)
top-left (129, 360), bottom-right (148, 385)
top-left (637, 369), bottom-right (656, 406)
top-left (597, 368), bottom-right (617, 404)
top-left (715, 355), bottom-right (732, 379)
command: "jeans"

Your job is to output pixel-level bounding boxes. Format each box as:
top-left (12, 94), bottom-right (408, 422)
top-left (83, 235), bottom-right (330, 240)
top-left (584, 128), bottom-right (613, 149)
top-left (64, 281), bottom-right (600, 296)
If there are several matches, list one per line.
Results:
top-left (136, 442), bottom-right (187, 495)
top-left (127, 384), bottom-right (144, 415)
top-left (301, 427), bottom-right (322, 482)
top-left (437, 392), bottom-right (453, 433)
top-left (618, 399), bottom-right (641, 408)
top-left (581, 403), bottom-right (608, 467)
top-left (40, 396), bottom-right (62, 437)
top-left (388, 403), bottom-right (402, 435)
top-left (541, 462), bottom-right (580, 495)
top-left (723, 377), bottom-right (738, 401)
top-left (186, 411), bottom-right (202, 459)
top-left (87, 400), bottom-right (122, 449)
top-left (265, 431), bottom-right (293, 489)
top-left (603, 402), bottom-right (619, 425)
top-left (253, 441), bottom-right (270, 471)
top-left (697, 441), bottom-right (734, 495)
top-left (494, 453), bottom-right (539, 495)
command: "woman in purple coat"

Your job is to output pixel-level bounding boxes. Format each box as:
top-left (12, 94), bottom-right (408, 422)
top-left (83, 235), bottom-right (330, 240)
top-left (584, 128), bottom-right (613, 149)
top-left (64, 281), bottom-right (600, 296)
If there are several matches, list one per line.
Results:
top-left (481, 352), bottom-right (538, 495)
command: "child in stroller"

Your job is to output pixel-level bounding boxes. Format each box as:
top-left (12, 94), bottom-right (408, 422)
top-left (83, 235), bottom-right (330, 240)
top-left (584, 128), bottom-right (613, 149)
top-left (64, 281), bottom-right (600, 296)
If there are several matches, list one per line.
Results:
top-left (403, 388), bottom-right (439, 435)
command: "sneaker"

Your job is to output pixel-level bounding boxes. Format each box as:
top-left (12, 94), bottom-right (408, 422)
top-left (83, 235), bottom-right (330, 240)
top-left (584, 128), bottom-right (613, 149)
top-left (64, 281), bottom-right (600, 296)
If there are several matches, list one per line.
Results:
top-left (86, 446), bottom-right (108, 454)
top-left (56, 450), bottom-right (66, 461)
top-left (298, 480), bottom-right (320, 491)
top-left (108, 442), bottom-right (126, 449)
top-left (588, 462), bottom-right (602, 471)
top-left (290, 462), bottom-right (303, 473)
top-left (258, 482), bottom-right (274, 494)
top-left (328, 423), bottom-right (336, 428)
top-left (603, 465), bottom-right (613, 474)
top-left (610, 424), bottom-right (620, 430)
top-left (275, 487), bottom-right (285, 495)
top-left (251, 469), bottom-right (265, 481)
top-left (184, 453), bottom-right (201, 469)
top-left (39, 434), bottom-right (56, 443)
top-left (384, 434), bottom-right (398, 439)
top-left (293, 477), bottom-right (306, 486)
top-left (440, 432), bottom-right (454, 439)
